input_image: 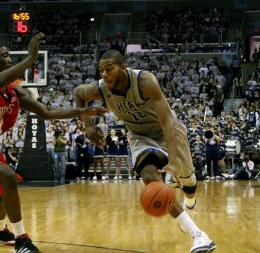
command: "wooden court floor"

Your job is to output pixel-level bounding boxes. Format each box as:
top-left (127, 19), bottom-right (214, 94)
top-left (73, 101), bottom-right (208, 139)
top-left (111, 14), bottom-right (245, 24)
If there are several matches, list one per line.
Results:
top-left (0, 179), bottom-right (259, 253)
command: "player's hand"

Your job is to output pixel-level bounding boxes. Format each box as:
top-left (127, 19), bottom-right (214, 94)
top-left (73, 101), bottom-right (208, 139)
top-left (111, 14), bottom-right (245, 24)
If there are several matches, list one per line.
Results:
top-left (158, 163), bottom-right (183, 187)
top-left (86, 126), bottom-right (105, 146)
top-left (80, 106), bottom-right (108, 117)
top-left (158, 163), bottom-right (178, 177)
top-left (27, 33), bottom-right (45, 63)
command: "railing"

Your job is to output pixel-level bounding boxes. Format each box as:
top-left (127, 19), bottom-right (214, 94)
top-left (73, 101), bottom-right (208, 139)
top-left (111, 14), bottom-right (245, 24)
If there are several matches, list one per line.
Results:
top-left (127, 31), bottom-right (232, 46)
top-left (127, 31), bottom-right (237, 54)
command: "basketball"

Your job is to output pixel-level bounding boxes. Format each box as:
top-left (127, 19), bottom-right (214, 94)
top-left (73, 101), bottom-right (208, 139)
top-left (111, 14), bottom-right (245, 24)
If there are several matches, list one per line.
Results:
top-left (140, 181), bottom-right (175, 217)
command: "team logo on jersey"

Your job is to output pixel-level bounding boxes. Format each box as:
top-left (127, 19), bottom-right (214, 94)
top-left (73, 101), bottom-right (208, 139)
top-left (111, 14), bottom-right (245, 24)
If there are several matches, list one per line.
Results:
top-left (0, 103), bottom-right (15, 115)
top-left (0, 104), bottom-right (15, 134)
top-left (116, 99), bottom-right (147, 121)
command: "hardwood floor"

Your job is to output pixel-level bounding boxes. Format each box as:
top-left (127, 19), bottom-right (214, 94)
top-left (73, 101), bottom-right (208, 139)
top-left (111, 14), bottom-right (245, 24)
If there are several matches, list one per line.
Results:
top-left (0, 180), bottom-right (259, 253)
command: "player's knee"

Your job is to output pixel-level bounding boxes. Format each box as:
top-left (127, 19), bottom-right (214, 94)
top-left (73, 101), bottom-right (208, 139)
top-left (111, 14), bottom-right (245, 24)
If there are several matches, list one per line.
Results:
top-left (182, 184), bottom-right (197, 194)
top-left (140, 165), bottom-right (162, 185)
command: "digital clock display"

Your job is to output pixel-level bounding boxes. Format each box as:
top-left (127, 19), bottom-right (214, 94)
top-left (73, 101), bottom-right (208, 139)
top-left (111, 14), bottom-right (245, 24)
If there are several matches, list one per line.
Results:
top-left (11, 12), bottom-right (30, 21)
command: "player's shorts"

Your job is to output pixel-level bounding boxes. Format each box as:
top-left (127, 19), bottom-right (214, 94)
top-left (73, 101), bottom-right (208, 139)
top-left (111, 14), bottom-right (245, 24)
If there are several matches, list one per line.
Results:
top-left (128, 121), bottom-right (196, 187)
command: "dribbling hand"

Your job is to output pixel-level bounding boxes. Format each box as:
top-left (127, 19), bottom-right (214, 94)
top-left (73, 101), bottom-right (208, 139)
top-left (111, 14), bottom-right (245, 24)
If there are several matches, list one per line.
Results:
top-left (158, 163), bottom-right (183, 187)
top-left (27, 33), bottom-right (45, 63)
top-left (158, 163), bottom-right (177, 177)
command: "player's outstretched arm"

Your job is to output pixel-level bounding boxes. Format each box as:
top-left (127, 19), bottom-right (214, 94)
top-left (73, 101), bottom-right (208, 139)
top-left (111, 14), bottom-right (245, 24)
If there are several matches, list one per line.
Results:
top-left (0, 33), bottom-right (45, 88)
top-left (16, 86), bottom-right (106, 119)
top-left (139, 72), bottom-right (179, 177)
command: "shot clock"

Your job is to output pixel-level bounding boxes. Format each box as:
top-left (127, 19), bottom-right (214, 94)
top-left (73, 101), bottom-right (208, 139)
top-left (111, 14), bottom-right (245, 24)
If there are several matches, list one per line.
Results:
top-left (11, 11), bottom-right (30, 33)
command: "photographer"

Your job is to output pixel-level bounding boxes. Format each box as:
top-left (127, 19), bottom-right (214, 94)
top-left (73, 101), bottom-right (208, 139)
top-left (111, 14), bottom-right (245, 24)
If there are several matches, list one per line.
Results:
top-left (54, 129), bottom-right (67, 182)
top-left (228, 153), bottom-right (254, 179)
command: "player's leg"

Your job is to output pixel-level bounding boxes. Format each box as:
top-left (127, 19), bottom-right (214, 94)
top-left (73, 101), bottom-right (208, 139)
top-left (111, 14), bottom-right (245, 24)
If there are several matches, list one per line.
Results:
top-left (0, 184), bottom-right (15, 245)
top-left (140, 159), bottom-right (216, 253)
top-left (130, 133), bottom-right (216, 253)
top-left (174, 121), bottom-right (197, 209)
top-left (0, 164), bottom-right (41, 252)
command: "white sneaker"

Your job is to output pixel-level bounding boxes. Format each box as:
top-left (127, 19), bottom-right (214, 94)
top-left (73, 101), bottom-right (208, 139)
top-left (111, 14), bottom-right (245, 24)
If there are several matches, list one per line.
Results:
top-left (101, 176), bottom-right (106, 180)
top-left (128, 176), bottom-right (132, 180)
top-left (190, 231), bottom-right (216, 253)
top-left (93, 176), bottom-right (97, 180)
top-left (113, 176), bottom-right (118, 180)
top-left (118, 175), bottom-right (122, 180)
top-left (105, 175), bottom-right (109, 180)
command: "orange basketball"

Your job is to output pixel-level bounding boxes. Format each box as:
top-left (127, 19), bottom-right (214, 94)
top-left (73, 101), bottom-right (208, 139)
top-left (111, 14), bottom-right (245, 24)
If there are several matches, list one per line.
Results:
top-left (140, 181), bottom-right (175, 217)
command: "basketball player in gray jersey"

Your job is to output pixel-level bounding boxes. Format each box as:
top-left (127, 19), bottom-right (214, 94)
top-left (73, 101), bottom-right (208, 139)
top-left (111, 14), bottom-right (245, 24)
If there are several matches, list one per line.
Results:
top-left (75, 50), bottom-right (216, 253)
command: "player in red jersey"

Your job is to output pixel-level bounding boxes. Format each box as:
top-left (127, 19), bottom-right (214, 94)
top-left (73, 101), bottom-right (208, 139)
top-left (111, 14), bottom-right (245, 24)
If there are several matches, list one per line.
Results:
top-left (0, 33), bottom-right (106, 253)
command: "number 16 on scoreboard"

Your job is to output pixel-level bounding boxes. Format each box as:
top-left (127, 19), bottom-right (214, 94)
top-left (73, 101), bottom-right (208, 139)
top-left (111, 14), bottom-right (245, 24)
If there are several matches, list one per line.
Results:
top-left (14, 21), bottom-right (29, 33)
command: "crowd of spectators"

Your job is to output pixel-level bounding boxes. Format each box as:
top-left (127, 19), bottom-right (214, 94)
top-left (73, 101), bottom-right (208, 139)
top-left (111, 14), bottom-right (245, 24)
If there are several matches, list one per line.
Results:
top-left (145, 7), bottom-right (230, 45)
top-left (0, 51), bottom-right (259, 181)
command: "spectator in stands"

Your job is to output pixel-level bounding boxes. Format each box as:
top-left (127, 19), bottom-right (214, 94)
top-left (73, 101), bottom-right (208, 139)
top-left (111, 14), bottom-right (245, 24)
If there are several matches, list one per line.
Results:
top-left (93, 143), bottom-right (106, 180)
top-left (106, 129), bottom-right (120, 180)
top-left (75, 134), bottom-right (90, 180)
top-left (251, 48), bottom-right (259, 63)
top-left (191, 135), bottom-right (205, 180)
top-left (231, 55), bottom-right (240, 79)
top-left (104, 111), bottom-right (116, 127)
top-left (54, 129), bottom-right (67, 182)
top-left (247, 106), bottom-right (259, 128)
top-left (205, 129), bottom-right (221, 180)
top-left (226, 153), bottom-right (254, 179)
top-left (46, 124), bottom-right (55, 162)
top-left (117, 129), bottom-right (132, 179)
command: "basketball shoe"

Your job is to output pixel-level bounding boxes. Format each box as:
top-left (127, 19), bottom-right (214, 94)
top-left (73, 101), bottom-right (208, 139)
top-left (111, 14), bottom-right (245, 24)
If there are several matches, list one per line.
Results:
top-left (190, 231), bottom-right (216, 253)
top-left (15, 234), bottom-right (41, 253)
top-left (0, 226), bottom-right (15, 245)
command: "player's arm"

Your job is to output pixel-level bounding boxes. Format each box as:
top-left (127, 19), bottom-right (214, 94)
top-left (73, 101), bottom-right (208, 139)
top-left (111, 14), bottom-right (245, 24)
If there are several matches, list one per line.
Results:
top-left (0, 33), bottom-right (45, 88)
top-left (74, 83), bottom-right (106, 145)
top-left (16, 86), bottom-right (106, 119)
top-left (139, 72), bottom-right (178, 173)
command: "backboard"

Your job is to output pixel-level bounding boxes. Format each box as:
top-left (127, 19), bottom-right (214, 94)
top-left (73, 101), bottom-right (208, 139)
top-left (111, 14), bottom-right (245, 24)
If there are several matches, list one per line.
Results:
top-left (9, 50), bottom-right (48, 87)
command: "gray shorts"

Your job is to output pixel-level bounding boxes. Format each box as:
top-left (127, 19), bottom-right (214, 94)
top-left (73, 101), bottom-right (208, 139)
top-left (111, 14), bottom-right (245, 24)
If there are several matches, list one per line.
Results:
top-left (128, 130), bottom-right (196, 187)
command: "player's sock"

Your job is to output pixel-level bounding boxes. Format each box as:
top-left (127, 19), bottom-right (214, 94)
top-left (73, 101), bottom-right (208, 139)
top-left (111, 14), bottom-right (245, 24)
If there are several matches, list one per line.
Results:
top-left (12, 220), bottom-right (26, 237)
top-left (184, 196), bottom-right (196, 209)
top-left (0, 219), bottom-right (5, 230)
top-left (176, 211), bottom-right (200, 235)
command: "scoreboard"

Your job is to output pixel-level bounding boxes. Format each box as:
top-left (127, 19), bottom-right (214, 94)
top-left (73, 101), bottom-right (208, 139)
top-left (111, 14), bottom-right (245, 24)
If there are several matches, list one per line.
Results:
top-left (11, 11), bottom-right (30, 33)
